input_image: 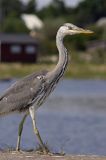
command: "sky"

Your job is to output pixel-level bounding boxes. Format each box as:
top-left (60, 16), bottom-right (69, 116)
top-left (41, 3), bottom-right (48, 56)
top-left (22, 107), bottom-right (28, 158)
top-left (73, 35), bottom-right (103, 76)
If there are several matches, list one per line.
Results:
top-left (37, 0), bottom-right (82, 9)
top-left (21, 0), bottom-right (83, 9)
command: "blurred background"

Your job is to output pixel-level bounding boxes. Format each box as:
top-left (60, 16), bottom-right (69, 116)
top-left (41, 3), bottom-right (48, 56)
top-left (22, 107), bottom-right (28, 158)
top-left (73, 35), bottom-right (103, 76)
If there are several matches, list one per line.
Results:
top-left (0, 0), bottom-right (106, 156)
top-left (0, 0), bottom-right (106, 78)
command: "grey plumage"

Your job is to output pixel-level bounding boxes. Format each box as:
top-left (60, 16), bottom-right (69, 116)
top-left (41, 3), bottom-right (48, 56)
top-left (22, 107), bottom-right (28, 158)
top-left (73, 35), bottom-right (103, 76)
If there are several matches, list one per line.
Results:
top-left (0, 71), bottom-right (47, 114)
top-left (0, 23), bottom-right (93, 153)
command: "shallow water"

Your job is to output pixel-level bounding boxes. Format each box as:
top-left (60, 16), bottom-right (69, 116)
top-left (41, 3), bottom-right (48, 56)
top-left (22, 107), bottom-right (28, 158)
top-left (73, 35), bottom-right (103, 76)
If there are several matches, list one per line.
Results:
top-left (0, 79), bottom-right (106, 155)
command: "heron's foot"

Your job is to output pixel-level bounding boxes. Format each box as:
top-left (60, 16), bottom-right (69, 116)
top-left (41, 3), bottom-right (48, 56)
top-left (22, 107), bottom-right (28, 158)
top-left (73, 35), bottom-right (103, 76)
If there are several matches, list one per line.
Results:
top-left (36, 144), bottom-right (65, 156)
top-left (16, 146), bottom-right (20, 152)
top-left (35, 144), bottom-right (51, 155)
top-left (15, 147), bottom-right (25, 154)
top-left (43, 145), bottom-right (50, 154)
top-left (11, 150), bottom-right (22, 154)
top-left (36, 150), bottom-right (53, 155)
top-left (36, 148), bottom-right (65, 156)
top-left (13, 149), bottom-right (27, 154)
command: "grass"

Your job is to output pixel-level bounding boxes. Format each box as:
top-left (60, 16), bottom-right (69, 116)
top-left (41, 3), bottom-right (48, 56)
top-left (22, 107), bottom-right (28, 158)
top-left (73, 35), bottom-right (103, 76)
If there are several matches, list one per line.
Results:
top-left (66, 62), bottom-right (106, 79)
top-left (0, 63), bottom-right (54, 79)
top-left (0, 62), bottom-right (106, 79)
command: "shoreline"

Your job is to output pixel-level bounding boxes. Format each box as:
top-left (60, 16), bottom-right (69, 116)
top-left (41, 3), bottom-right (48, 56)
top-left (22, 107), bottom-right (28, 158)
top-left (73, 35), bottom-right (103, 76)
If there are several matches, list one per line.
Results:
top-left (0, 63), bottom-right (106, 79)
top-left (0, 151), bottom-right (106, 160)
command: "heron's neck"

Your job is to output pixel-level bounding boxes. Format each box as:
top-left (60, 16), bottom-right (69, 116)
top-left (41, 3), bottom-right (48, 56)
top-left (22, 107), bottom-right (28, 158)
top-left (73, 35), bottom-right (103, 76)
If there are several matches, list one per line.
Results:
top-left (55, 32), bottom-right (68, 72)
top-left (47, 31), bottom-right (68, 81)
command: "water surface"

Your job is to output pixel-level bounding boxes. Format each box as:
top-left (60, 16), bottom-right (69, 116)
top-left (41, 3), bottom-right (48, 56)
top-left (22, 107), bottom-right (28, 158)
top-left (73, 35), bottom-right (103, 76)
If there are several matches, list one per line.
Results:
top-left (0, 79), bottom-right (106, 155)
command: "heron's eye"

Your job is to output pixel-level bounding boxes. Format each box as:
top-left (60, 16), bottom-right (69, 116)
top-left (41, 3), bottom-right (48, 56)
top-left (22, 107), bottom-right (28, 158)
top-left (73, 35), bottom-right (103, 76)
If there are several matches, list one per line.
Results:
top-left (69, 27), bottom-right (72, 30)
top-left (67, 26), bottom-right (73, 30)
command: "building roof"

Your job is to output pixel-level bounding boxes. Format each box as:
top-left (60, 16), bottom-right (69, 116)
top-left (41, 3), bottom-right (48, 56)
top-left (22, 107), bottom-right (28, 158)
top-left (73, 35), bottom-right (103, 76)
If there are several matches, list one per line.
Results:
top-left (0, 33), bottom-right (38, 44)
top-left (21, 14), bottom-right (44, 30)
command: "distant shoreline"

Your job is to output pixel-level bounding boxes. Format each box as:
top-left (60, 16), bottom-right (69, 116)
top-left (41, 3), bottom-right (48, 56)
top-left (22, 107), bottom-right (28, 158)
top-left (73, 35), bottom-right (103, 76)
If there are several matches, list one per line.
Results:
top-left (0, 63), bottom-right (106, 79)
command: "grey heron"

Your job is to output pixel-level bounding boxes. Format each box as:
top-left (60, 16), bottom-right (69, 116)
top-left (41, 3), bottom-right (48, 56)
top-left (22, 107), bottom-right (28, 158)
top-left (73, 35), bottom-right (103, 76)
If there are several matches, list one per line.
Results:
top-left (0, 23), bottom-right (93, 153)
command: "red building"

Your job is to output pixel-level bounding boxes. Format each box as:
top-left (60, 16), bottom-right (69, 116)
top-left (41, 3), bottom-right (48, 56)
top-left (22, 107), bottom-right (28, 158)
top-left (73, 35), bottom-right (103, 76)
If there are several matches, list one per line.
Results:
top-left (0, 33), bottom-right (38, 63)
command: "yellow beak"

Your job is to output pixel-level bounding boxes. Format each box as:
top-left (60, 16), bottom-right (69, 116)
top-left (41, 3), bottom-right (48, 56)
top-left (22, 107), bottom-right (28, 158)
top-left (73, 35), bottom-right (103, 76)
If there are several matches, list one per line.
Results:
top-left (71, 28), bottom-right (94, 34)
top-left (79, 29), bottom-right (94, 34)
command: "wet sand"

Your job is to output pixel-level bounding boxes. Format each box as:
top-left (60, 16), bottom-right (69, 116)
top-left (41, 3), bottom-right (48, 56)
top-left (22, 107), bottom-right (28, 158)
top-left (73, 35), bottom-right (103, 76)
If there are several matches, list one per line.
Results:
top-left (0, 151), bottom-right (106, 160)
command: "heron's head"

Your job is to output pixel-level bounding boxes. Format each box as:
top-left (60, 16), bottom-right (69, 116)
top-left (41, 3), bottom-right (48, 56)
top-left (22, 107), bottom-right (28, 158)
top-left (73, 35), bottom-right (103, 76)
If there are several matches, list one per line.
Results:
top-left (59, 23), bottom-right (93, 36)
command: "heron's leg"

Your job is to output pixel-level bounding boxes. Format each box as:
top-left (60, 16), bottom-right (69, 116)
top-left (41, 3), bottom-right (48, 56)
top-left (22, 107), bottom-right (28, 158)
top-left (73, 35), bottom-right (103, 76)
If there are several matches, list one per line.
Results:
top-left (16, 114), bottom-right (27, 151)
top-left (29, 106), bottom-right (47, 153)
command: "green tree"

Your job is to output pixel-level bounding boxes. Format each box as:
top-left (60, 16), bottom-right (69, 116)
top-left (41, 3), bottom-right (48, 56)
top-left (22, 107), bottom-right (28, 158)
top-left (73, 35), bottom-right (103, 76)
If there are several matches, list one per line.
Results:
top-left (1, 12), bottom-right (29, 33)
top-left (51, 0), bottom-right (67, 16)
top-left (38, 0), bottom-right (67, 19)
top-left (0, 0), bottom-right (23, 21)
top-left (40, 18), bottom-right (65, 55)
top-left (75, 0), bottom-right (106, 25)
top-left (25, 0), bottom-right (37, 13)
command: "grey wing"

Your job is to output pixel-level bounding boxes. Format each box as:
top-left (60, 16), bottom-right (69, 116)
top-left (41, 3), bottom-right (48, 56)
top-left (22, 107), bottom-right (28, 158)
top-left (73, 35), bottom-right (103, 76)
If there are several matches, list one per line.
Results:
top-left (0, 71), bottom-right (47, 115)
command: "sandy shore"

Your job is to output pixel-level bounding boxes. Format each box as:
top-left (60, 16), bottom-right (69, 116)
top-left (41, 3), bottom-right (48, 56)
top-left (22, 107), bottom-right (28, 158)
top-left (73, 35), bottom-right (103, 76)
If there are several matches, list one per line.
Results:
top-left (0, 151), bottom-right (106, 160)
